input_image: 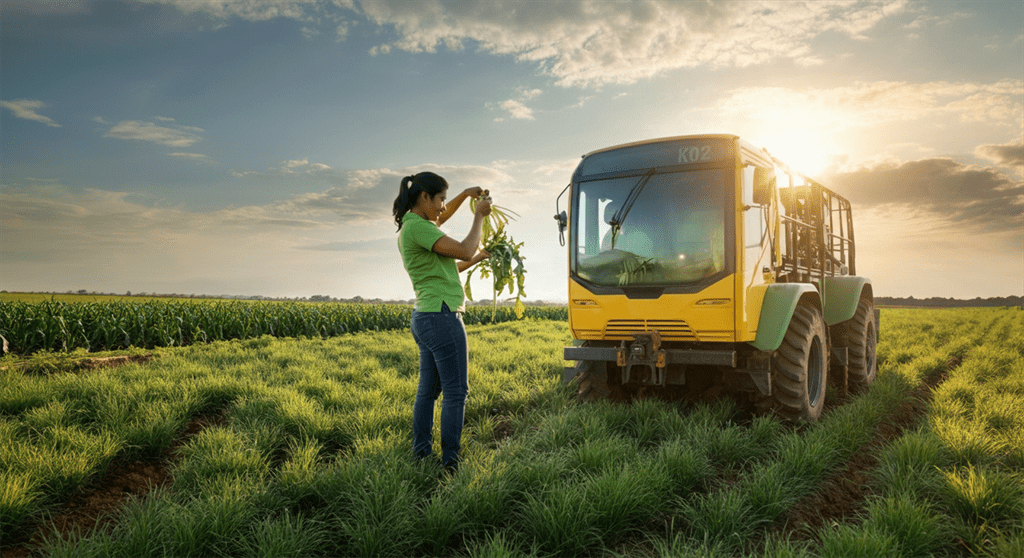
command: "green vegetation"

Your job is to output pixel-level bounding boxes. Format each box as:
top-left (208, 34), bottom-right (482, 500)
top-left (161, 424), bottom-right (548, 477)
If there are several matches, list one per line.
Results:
top-left (854, 308), bottom-right (1024, 558)
top-left (0, 299), bottom-right (567, 355)
top-left (464, 196), bottom-right (528, 321)
top-left (0, 308), bottom-right (1021, 557)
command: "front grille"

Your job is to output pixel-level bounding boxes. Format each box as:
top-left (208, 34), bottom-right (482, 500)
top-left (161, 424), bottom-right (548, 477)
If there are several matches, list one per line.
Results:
top-left (604, 319), bottom-right (697, 341)
top-left (695, 330), bottom-right (733, 342)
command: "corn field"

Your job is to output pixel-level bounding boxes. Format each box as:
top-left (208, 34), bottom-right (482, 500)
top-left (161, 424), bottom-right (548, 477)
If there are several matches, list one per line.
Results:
top-left (0, 299), bottom-right (568, 355)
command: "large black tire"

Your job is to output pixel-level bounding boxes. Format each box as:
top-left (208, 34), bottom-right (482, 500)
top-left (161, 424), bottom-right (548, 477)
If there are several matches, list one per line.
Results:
top-left (772, 304), bottom-right (828, 422)
top-left (577, 359), bottom-right (612, 402)
top-left (846, 297), bottom-right (877, 393)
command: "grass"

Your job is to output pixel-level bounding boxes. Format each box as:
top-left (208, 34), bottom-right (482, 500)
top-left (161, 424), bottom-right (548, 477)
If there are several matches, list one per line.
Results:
top-left (829, 308), bottom-right (1024, 558)
top-left (862, 493), bottom-right (946, 557)
top-left (818, 523), bottom-right (900, 558)
top-left (1, 309), bottom-right (1021, 557)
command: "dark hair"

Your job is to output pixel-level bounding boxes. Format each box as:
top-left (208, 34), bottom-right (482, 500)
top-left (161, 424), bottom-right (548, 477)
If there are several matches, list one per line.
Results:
top-left (392, 171), bottom-right (448, 230)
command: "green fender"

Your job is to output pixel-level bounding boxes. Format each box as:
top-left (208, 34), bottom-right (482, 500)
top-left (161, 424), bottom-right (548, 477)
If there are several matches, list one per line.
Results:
top-left (821, 276), bottom-right (872, 326)
top-left (751, 284), bottom-right (820, 351)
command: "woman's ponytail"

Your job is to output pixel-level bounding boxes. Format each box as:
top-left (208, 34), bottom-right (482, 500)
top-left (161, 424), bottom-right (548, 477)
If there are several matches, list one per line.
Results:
top-left (392, 172), bottom-right (449, 231)
top-left (392, 176), bottom-right (415, 230)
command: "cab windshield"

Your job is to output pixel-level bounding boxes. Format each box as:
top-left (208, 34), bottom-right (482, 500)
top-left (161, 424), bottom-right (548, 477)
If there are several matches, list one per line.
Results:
top-left (572, 169), bottom-right (728, 287)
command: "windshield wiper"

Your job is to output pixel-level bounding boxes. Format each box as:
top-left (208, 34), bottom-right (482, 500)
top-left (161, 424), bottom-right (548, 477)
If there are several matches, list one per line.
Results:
top-left (609, 168), bottom-right (656, 243)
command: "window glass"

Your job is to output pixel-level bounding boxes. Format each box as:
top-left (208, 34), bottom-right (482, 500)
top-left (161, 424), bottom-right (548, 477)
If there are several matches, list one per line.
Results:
top-left (573, 169), bottom-right (728, 287)
top-left (742, 166), bottom-right (765, 250)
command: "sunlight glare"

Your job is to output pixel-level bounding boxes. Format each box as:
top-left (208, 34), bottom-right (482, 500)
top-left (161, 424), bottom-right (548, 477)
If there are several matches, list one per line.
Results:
top-left (760, 130), bottom-right (832, 177)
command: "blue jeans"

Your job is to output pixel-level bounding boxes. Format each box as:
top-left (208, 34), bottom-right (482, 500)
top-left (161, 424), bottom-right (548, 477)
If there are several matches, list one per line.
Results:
top-left (410, 303), bottom-right (468, 466)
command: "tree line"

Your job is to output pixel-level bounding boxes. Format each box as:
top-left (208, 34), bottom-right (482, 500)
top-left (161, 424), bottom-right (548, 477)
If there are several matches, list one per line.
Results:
top-left (875, 295), bottom-right (1023, 308)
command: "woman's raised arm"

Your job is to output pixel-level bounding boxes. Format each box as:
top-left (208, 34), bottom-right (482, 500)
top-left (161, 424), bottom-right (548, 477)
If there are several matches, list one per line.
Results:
top-left (432, 196), bottom-right (491, 260)
top-left (436, 187), bottom-right (484, 225)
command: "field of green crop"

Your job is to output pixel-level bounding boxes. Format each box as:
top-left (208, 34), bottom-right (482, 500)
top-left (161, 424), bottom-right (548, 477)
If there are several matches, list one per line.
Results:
top-left (1, 307), bottom-right (1021, 557)
top-left (0, 298), bottom-right (567, 355)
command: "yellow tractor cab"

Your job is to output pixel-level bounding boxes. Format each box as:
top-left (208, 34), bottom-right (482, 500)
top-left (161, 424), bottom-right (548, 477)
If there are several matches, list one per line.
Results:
top-left (555, 134), bottom-right (878, 422)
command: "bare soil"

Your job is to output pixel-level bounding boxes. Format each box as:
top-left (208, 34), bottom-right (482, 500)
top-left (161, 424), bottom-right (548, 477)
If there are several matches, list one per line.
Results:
top-left (77, 354), bottom-right (155, 370)
top-left (773, 357), bottom-right (957, 542)
top-left (1, 413), bottom-right (225, 557)
top-left (2, 357), bottom-right (960, 557)
top-left (0, 354), bottom-right (154, 375)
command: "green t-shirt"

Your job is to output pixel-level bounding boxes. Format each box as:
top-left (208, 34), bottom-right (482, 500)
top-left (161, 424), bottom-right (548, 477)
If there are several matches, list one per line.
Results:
top-left (399, 212), bottom-right (465, 312)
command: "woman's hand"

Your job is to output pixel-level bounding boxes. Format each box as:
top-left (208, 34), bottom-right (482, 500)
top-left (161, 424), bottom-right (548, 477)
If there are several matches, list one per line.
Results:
top-left (457, 248), bottom-right (490, 272)
top-left (474, 196), bottom-right (492, 217)
top-left (472, 249), bottom-right (490, 265)
top-left (437, 187), bottom-right (485, 226)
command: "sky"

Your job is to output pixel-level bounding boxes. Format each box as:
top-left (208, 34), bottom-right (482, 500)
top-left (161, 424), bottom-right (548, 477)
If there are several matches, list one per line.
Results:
top-left (2, 0), bottom-right (1022, 302)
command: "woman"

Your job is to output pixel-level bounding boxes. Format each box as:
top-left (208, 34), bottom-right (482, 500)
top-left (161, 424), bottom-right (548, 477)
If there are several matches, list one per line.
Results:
top-left (392, 171), bottom-right (491, 472)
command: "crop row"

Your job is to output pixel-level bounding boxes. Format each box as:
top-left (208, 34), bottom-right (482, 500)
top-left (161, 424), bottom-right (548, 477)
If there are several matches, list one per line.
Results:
top-left (2, 310), bottom-right (1021, 556)
top-left (0, 300), bottom-right (568, 355)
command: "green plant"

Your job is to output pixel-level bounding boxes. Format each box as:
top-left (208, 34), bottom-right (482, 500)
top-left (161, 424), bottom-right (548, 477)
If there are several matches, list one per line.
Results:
top-left (0, 299), bottom-right (567, 355)
top-left (618, 255), bottom-right (656, 285)
top-left (463, 196), bottom-right (527, 321)
top-left (518, 482), bottom-right (598, 556)
top-left (677, 487), bottom-right (758, 551)
top-left (817, 523), bottom-right (900, 558)
top-left (6, 310), bottom-right (1023, 558)
top-left (863, 494), bottom-right (947, 558)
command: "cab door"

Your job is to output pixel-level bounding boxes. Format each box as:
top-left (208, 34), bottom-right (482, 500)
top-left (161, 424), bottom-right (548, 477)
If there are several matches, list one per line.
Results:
top-left (737, 161), bottom-right (774, 341)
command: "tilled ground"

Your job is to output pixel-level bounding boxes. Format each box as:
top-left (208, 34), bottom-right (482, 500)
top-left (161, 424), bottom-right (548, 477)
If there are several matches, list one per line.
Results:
top-left (1, 413), bottom-right (225, 558)
top-left (3, 358), bottom-right (959, 557)
top-left (772, 357), bottom-right (956, 543)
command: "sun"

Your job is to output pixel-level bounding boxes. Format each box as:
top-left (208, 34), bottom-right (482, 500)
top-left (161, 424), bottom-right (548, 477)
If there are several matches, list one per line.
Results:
top-left (759, 129), bottom-right (833, 178)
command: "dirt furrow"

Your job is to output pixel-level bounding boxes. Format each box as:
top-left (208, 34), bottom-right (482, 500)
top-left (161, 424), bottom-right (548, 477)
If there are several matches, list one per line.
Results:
top-left (2, 413), bottom-right (226, 558)
top-left (775, 356), bottom-right (958, 540)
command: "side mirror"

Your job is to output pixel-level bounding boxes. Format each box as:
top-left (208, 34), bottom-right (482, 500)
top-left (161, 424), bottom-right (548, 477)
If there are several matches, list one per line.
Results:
top-left (555, 183), bottom-right (570, 246)
top-left (753, 168), bottom-right (774, 206)
top-left (553, 210), bottom-right (568, 247)
top-left (554, 210), bottom-right (567, 232)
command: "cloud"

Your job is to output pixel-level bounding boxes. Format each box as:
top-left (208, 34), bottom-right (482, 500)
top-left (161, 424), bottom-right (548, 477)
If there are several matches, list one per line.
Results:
top-left (104, 119), bottom-right (204, 147)
top-left (0, 181), bottom-right (372, 297)
top-left (1, 99), bottom-right (61, 127)
top-left (139, 0), bottom-right (908, 88)
top-left (355, 0), bottom-right (909, 87)
top-left (823, 156), bottom-right (1023, 233)
top-left (518, 87), bottom-right (542, 100)
top-left (975, 139), bottom-right (1024, 176)
top-left (0, 182), bottom-right (328, 250)
top-left (851, 204), bottom-right (1021, 298)
top-left (497, 99), bottom-right (534, 120)
top-left (283, 158), bottom-right (311, 169)
top-left (169, 152), bottom-right (213, 163)
top-left (0, 156), bottom-right (593, 301)
top-left (136, 0), bottom-right (331, 23)
top-left (224, 159), bottom-right (519, 226)
top-left (716, 80), bottom-right (1023, 130)
top-left (335, 21), bottom-right (351, 41)
top-left (489, 86), bottom-right (543, 121)
top-left (1, 0), bottom-right (93, 14)
top-left (267, 162), bottom-right (516, 221)
top-left (296, 237), bottom-right (397, 251)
